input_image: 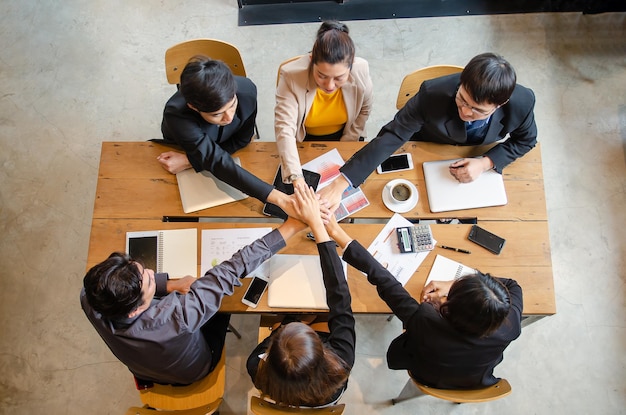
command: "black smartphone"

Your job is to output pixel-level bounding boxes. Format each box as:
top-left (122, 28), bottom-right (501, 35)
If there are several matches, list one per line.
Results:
top-left (241, 276), bottom-right (269, 308)
top-left (263, 167), bottom-right (322, 219)
top-left (468, 225), bottom-right (506, 255)
top-left (376, 153), bottom-right (414, 174)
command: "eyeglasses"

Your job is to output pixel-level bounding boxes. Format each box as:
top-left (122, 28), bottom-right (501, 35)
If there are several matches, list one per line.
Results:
top-left (455, 88), bottom-right (498, 117)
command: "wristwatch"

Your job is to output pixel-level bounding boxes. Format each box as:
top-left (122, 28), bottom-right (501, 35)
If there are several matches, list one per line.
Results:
top-left (287, 174), bottom-right (303, 183)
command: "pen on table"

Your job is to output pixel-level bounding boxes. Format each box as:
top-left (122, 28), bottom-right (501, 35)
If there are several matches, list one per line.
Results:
top-left (439, 245), bottom-right (471, 254)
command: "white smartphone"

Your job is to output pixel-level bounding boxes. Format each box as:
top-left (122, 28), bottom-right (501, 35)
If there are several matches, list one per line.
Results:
top-left (376, 153), bottom-right (414, 174)
top-left (241, 275), bottom-right (269, 308)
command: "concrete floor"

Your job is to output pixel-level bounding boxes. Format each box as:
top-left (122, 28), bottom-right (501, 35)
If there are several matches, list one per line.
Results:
top-left (1, 1), bottom-right (625, 414)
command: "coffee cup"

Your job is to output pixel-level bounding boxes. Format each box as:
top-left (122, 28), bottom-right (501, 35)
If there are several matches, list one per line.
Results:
top-left (390, 182), bottom-right (412, 203)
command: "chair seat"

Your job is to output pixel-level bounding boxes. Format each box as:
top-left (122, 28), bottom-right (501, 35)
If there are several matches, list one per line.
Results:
top-left (136, 351), bottom-right (226, 411)
top-left (250, 395), bottom-right (345, 414)
top-left (413, 378), bottom-right (512, 403)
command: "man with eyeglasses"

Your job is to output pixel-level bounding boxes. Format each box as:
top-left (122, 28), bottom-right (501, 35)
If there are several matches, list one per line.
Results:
top-left (319, 53), bottom-right (536, 209)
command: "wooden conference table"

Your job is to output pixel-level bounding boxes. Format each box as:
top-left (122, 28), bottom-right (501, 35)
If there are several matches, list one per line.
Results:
top-left (87, 141), bottom-right (555, 320)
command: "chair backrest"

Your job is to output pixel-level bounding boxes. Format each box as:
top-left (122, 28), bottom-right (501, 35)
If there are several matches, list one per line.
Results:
top-left (396, 65), bottom-right (464, 110)
top-left (125, 400), bottom-right (221, 415)
top-left (250, 396), bottom-right (345, 414)
top-left (412, 377), bottom-right (512, 403)
top-left (276, 55), bottom-right (304, 86)
top-left (165, 39), bottom-right (247, 84)
top-left (135, 350), bottom-right (226, 411)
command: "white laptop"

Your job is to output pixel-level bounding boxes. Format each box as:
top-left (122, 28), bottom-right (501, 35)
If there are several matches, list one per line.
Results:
top-left (422, 159), bottom-right (507, 213)
top-left (267, 255), bottom-right (347, 310)
top-left (176, 157), bottom-right (248, 213)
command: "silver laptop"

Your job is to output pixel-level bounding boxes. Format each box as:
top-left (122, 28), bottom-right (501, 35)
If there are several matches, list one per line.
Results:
top-left (176, 157), bottom-right (248, 213)
top-left (422, 159), bottom-right (507, 213)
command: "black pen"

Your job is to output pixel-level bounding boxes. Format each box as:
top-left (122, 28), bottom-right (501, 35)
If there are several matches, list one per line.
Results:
top-left (439, 245), bottom-right (471, 254)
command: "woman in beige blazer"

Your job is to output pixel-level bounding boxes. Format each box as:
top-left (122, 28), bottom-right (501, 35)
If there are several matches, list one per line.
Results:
top-left (275, 21), bottom-right (373, 185)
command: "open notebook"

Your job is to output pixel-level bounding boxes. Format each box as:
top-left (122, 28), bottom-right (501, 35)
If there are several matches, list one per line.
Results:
top-left (422, 159), bottom-right (507, 213)
top-left (266, 254), bottom-right (348, 310)
top-left (425, 254), bottom-right (476, 286)
top-left (126, 228), bottom-right (197, 279)
top-left (176, 157), bottom-right (248, 214)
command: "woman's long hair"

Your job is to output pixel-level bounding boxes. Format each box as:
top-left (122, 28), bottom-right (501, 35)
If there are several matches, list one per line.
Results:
top-left (254, 322), bottom-right (350, 406)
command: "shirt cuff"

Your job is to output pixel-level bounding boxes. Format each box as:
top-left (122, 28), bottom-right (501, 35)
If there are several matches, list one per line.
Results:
top-left (263, 228), bottom-right (287, 254)
top-left (155, 272), bottom-right (169, 297)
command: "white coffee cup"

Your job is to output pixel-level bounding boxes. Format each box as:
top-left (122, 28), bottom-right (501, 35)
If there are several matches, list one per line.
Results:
top-left (390, 182), bottom-right (412, 203)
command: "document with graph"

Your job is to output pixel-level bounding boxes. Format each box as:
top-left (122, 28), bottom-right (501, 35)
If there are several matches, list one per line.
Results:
top-left (302, 148), bottom-right (369, 220)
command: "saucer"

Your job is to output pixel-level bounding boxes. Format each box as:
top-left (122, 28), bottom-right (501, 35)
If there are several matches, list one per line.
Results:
top-left (382, 179), bottom-right (418, 213)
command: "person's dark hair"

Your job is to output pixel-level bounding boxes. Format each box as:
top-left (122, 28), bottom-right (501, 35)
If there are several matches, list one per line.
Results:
top-left (83, 252), bottom-right (144, 319)
top-left (440, 272), bottom-right (511, 337)
top-left (179, 55), bottom-right (237, 113)
top-left (460, 53), bottom-right (516, 106)
top-left (254, 322), bottom-right (350, 406)
top-left (310, 21), bottom-right (355, 69)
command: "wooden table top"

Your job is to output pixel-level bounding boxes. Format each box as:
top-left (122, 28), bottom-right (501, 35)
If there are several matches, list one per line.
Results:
top-left (86, 219), bottom-right (555, 316)
top-left (93, 141), bottom-right (547, 221)
top-left (87, 140), bottom-right (555, 317)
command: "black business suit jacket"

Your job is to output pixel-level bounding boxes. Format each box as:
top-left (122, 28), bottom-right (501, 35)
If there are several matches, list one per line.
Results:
top-left (343, 240), bottom-right (523, 389)
top-left (161, 76), bottom-right (273, 201)
top-left (341, 73), bottom-right (537, 186)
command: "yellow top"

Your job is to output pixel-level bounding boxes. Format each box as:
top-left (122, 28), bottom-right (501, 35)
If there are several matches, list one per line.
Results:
top-left (304, 88), bottom-right (347, 136)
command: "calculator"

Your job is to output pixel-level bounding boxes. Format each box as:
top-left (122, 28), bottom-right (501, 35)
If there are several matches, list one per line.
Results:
top-left (396, 225), bottom-right (434, 253)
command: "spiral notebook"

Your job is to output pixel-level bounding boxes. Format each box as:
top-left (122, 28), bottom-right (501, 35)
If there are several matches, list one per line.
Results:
top-left (125, 229), bottom-right (197, 279)
top-left (425, 254), bottom-right (476, 286)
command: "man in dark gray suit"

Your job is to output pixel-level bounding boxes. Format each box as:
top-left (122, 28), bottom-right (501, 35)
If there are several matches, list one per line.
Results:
top-left (319, 53), bottom-right (537, 208)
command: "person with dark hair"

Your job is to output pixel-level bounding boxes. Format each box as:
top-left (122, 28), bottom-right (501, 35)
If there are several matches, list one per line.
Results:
top-left (319, 52), bottom-right (537, 209)
top-left (247, 185), bottom-right (355, 407)
top-left (275, 20), bottom-right (373, 185)
top-left (322, 221), bottom-right (522, 389)
top-left (157, 56), bottom-right (297, 215)
top-left (80, 217), bottom-right (306, 385)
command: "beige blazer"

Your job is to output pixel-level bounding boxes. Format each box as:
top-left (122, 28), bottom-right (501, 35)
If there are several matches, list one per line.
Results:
top-left (275, 54), bottom-right (373, 181)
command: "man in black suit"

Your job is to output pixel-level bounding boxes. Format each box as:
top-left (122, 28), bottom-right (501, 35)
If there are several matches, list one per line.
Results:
top-left (319, 53), bottom-right (537, 209)
top-left (156, 56), bottom-right (298, 216)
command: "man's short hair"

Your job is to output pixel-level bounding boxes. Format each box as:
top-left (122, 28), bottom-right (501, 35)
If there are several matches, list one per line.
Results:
top-left (83, 253), bottom-right (144, 319)
top-left (180, 56), bottom-right (237, 113)
top-left (460, 53), bottom-right (516, 106)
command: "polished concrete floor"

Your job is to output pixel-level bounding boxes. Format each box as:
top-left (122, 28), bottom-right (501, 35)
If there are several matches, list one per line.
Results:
top-left (1, 2), bottom-right (625, 414)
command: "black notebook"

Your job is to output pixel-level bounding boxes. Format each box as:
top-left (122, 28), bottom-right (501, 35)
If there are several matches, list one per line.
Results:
top-left (262, 166), bottom-right (322, 219)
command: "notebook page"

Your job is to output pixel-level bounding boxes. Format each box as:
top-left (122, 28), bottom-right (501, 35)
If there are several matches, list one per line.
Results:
top-left (425, 254), bottom-right (476, 286)
top-left (159, 228), bottom-right (197, 279)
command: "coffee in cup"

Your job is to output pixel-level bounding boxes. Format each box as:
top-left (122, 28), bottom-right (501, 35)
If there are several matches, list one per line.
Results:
top-left (390, 182), bottom-right (412, 203)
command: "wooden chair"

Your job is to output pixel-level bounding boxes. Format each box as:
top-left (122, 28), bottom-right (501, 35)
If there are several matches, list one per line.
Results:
top-left (276, 55), bottom-right (304, 86)
top-left (165, 38), bottom-right (247, 84)
top-left (395, 65), bottom-right (464, 110)
top-left (391, 374), bottom-right (512, 405)
top-left (250, 396), bottom-right (345, 414)
top-left (258, 314), bottom-right (330, 343)
top-left (164, 38), bottom-right (259, 139)
top-left (125, 350), bottom-right (226, 414)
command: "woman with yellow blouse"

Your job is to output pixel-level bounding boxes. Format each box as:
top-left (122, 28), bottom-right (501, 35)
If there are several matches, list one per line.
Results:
top-left (275, 21), bottom-right (373, 186)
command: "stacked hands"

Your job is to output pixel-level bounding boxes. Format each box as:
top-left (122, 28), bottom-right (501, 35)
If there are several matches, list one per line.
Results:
top-left (283, 183), bottom-right (353, 250)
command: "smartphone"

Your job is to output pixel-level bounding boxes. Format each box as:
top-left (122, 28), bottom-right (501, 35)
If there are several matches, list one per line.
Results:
top-left (241, 275), bottom-right (269, 308)
top-left (376, 153), bottom-right (414, 174)
top-left (468, 225), bottom-right (506, 255)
